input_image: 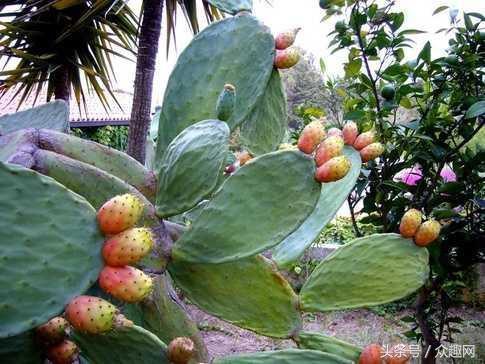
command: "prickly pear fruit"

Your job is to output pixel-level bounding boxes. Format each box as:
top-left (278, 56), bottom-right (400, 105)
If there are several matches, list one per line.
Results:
top-left (414, 220), bottom-right (441, 247)
top-left (99, 266), bottom-right (153, 303)
top-left (359, 344), bottom-right (383, 364)
top-left (224, 163), bottom-right (237, 175)
top-left (65, 295), bottom-right (116, 334)
top-left (216, 83), bottom-right (236, 122)
top-left (102, 227), bottom-right (154, 267)
top-left (36, 317), bottom-right (68, 345)
top-left (274, 47), bottom-right (301, 69)
top-left (97, 194), bottom-right (143, 235)
top-left (327, 127), bottom-right (343, 138)
top-left (342, 121), bottom-right (358, 145)
top-left (315, 155), bottom-right (351, 183)
top-left (314, 135), bottom-right (344, 166)
top-left (275, 27), bottom-right (301, 50)
top-left (298, 120), bottom-right (326, 154)
top-left (167, 337), bottom-right (195, 364)
top-left (46, 340), bottom-right (79, 364)
top-left (353, 131), bottom-right (375, 150)
top-left (237, 150), bottom-right (253, 166)
top-left (399, 209), bottom-right (422, 238)
top-left (360, 142), bottom-right (385, 162)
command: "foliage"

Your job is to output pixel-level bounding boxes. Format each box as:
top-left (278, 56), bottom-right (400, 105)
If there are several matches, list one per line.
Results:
top-left (320, 0), bottom-right (484, 358)
top-left (72, 126), bottom-right (128, 152)
top-left (317, 216), bottom-right (379, 245)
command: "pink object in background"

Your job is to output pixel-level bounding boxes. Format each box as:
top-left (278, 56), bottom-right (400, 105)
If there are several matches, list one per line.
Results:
top-left (440, 164), bottom-right (457, 182)
top-left (394, 165), bottom-right (423, 186)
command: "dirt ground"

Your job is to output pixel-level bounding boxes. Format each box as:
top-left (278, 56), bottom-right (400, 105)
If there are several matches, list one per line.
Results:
top-left (186, 304), bottom-right (485, 363)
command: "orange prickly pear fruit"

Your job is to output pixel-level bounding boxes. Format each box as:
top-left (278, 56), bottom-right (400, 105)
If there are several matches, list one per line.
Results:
top-left (327, 127), bottom-right (343, 138)
top-left (167, 337), bottom-right (196, 364)
top-left (36, 317), bottom-right (69, 345)
top-left (102, 227), bottom-right (154, 267)
top-left (65, 296), bottom-right (116, 334)
top-left (359, 344), bottom-right (384, 364)
top-left (360, 142), bottom-right (385, 162)
top-left (97, 194), bottom-right (144, 235)
top-left (414, 220), bottom-right (441, 247)
top-left (297, 120), bottom-right (326, 154)
top-left (275, 27), bottom-right (301, 50)
top-left (315, 155), bottom-right (351, 183)
top-left (353, 130), bottom-right (375, 150)
top-left (314, 135), bottom-right (344, 166)
top-left (399, 209), bottom-right (422, 238)
top-left (99, 266), bottom-right (153, 303)
top-left (342, 121), bottom-right (359, 145)
top-left (274, 47), bottom-right (301, 69)
top-left (46, 340), bottom-right (79, 364)
top-left (237, 150), bottom-right (253, 166)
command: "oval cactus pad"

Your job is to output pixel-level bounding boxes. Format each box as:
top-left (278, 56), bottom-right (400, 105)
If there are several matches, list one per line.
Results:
top-left (0, 162), bottom-right (103, 338)
top-left (214, 348), bottom-right (353, 363)
top-left (171, 150), bottom-right (321, 263)
top-left (300, 234), bottom-right (429, 312)
top-left (155, 14), bottom-right (274, 161)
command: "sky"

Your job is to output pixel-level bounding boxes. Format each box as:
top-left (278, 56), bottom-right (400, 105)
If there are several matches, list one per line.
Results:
top-left (117, 0), bottom-right (485, 108)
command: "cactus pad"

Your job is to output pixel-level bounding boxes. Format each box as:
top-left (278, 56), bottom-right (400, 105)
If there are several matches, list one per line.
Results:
top-left (300, 234), bottom-right (429, 312)
top-left (156, 120), bottom-right (229, 217)
top-left (0, 128), bottom-right (36, 167)
top-left (171, 150), bottom-right (320, 263)
top-left (0, 331), bottom-right (42, 364)
top-left (206, 0), bottom-right (253, 14)
top-left (272, 147), bottom-right (361, 267)
top-left (0, 100), bottom-right (69, 134)
top-left (240, 70), bottom-right (287, 155)
top-left (214, 349), bottom-right (352, 363)
top-left (73, 324), bottom-right (169, 364)
top-left (0, 162), bottom-right (103, 338)
top-left (297, 331), bottom-right (362, 362)
top-left (168, 255), bottom-right (301, 338)
top-left (155, 14), bottom-right (274, 160)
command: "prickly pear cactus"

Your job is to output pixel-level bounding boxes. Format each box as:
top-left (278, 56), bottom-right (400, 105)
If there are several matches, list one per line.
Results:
top-left (206, 0), bottom-right (253, 15)
top-left (214, 348), bottom-right (353, 363)
top-left (296, 331), bottom-right (362, 362)
top-left (0, 162), bottom-right (103, 337)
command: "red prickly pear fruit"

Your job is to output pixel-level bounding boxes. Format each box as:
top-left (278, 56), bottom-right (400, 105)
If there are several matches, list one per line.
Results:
top-left (360, 142), bottom-right (385, 162)
top-left (315, 155), bottom-right (351, 183)
top-left (97, 194), bottom-right (144, 235)
top-left (65, 295), bottom-right (116, 334)
top-left (342, 121), bottom-right (358, 145)
top-left (36, 317), bottom-right (68, 345)
top-left (237, 150), bottom-right (253, 166)
top-left (275, 27), bottom-right (301, 50)
top-left (297, 120), bottom-right (326, 154)
top-left (102, 227), bottom-right (154, 267)
top-left (359, 344), bottom-right (384, 364)
top-left (399, 209), bottom-right (422, 238)
top-left (314, 135), bottom-right (344, 166)
top-left (99, 266), bottom-right (153, 303)
top-left (414, 220), bottom-right (441, 247)
top-left (353, 131), bottom-right (375, 150)
top-left (327, 127), bottom-right (343, 138)
top-left (46, 340), bottom-right (79, 364)
top-left (167, 337), bottom-right (195, 364)
top-left (274, 47), bottom-right (301, 69)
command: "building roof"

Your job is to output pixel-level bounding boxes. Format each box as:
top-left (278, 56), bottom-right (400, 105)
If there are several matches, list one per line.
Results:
top-left (0, 87), bottom-right (133, 127)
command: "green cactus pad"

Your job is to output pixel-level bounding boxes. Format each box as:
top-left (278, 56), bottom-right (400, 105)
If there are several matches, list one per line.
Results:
top-left (0, 100), bottom-right (69, 135)
top-left (0, 128), bottom-right (37, 167)
top-left (38, 129), bottom-right (156, 201)
top-left (240, 70), bottom-right (287, 155)
top-left (171, 150), bottom-right (320, 263)
top-left (33, 149), bottom-right (159, 227)
top-left (300, 234), bottom-right (429, 312)
top-left (168, 255), bottom-right (301, 338)
top-left (73, 324), bottom-right (169, 364)
top-left (0, 331), bottom-right (42, 364)
top-left (272, 147), bottom-right (361, 268)
top-left (155, 14), bottom-right (274, 160)
top-left (214, 349), bottom-right (353, 363)
top-left (216, 84), bottom-right (236, 121)
top-left (156, 120), bottom-right (229, 217)
top-left (206, 0), bottom-right (253, 14)
top-left (297, 331), bottom-right (362, 362)
top-left (0, 162), bottom-right (103, 338)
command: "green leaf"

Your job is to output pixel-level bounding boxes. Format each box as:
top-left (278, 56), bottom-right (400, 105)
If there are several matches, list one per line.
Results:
top-left (398, 29), bottom-right (427, 35)
top-left (418, 41), bottom-right (431, 63)
top-left (343, 110), bottom-right (366, 120)
top-left (432, 6), bottom-right (449, 16)
top-left (344, 58), bottom-right (362, 78)
top-left (464, 13), bottom-right (474, 31)
top-left (391, 12), bottom-right (404, 31)
top-left (465, 101), bottom-right (485, 119)
top-left (400, 96), bottom-right (413, 109)
top-left (206, 0), bottom-right (253, 14)
top-left (320, 58), bottom-right (326, 74)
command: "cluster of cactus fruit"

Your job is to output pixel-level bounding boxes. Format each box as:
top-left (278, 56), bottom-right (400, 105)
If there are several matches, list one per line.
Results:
top-left (0, 1), bottom-right (436, 363)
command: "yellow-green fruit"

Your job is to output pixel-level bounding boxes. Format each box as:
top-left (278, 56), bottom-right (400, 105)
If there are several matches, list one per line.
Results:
top-left (414, 220), bottom-right (441, 247)
top-left (274, 47), bottom-right (301, 69)
top-left (399, 209), bottom-right (422, 238)
top-left (381, 84), bottom-right (395, 100)
top-left (353, 131), bottom-right (375, 150)
top-left (315, 155), bottom-right (351, 183)
top-left (314, 135), bottom-right (344, 166)
top-left (298, 120), bottom-right (326, 154)
top-left (360, 142), bottom-right (385, 162)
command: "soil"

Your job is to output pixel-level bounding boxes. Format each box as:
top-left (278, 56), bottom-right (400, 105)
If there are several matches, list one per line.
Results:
top-left (186, 303), bottom-right (485, 363)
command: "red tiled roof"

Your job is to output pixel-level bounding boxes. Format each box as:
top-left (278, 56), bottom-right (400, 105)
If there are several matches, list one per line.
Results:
top-left (0, 87), bottom-right (133, 127)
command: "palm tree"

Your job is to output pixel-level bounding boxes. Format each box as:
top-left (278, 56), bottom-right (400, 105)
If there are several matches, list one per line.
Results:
top-left (0, 0), bottom-right (138, 109)
top-left (127, 0), bottom-right (221, 163)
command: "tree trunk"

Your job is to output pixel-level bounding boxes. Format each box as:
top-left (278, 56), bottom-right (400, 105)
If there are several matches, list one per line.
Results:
top-left (127, 0), bottom-right (163, 164)
top-left (53, 64), bottom-right (70, 105)
top-left (416, 286), bottom-right (440, 364)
